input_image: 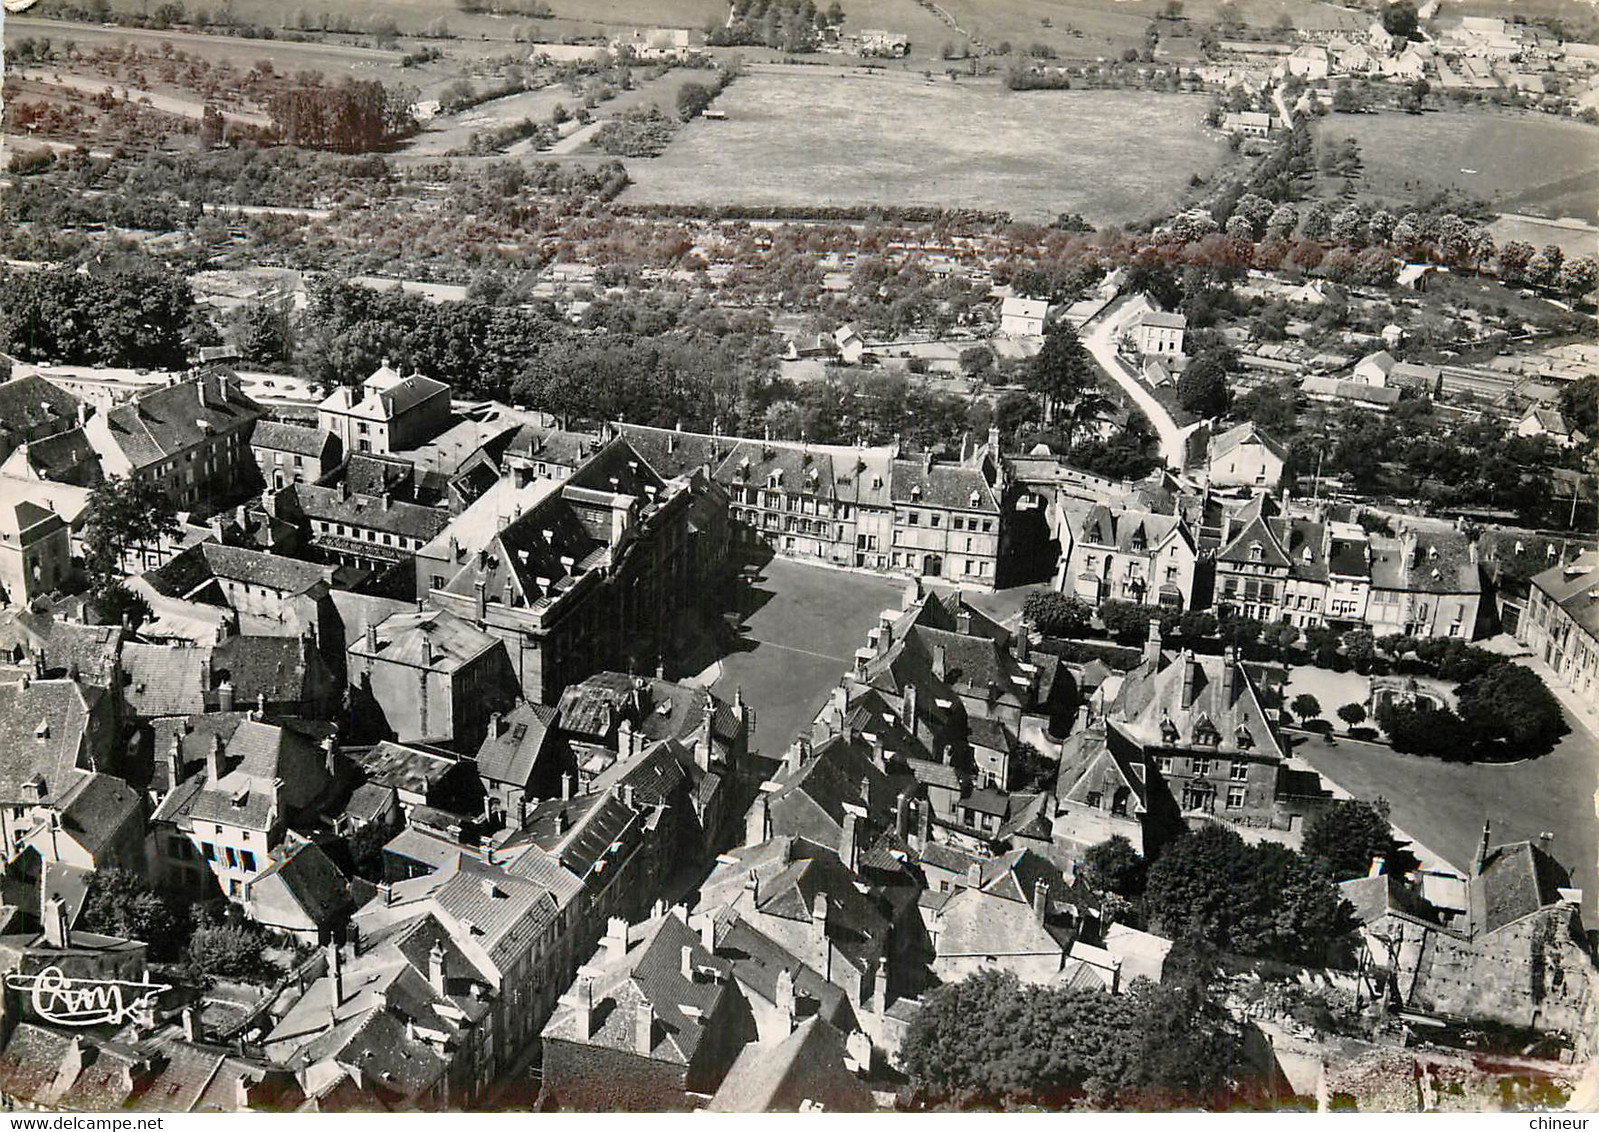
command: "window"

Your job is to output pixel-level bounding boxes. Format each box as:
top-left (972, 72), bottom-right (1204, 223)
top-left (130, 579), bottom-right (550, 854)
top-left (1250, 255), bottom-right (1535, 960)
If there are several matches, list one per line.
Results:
top-left (1156, 755), bottom-right (1174, 774)
top-left (930, 513), bottom-right (941, 528)
top-left (1085, 791), bottom-right (1102, 809)
top-left (224, 846), bottom-right (238, 869)
top-left (1230, 760), bottom-right (1248, 781)
top-left (908, 512), bottom-right (919, 526)
top-left (952, 517), bottom-right (963, 530)
top-left (240, 850), bottom-right (257, 871)
top-left (202, 842), bottom-right (216, 861)
top-left (1192, 757), bottom-right (1212, 777)
top-left (982, 520), bottom-right (993, 532)
top-left (1227, 785), bottom-right (1247, 810)
top-left (432, 575), bottom-right (445, 590)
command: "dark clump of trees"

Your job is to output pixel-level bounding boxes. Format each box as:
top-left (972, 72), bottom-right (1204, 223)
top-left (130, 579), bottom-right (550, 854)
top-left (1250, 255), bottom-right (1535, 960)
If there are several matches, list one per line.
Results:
top-left (0, 259), bottom-right (195, 370)
top-left (267, 78), bottom-right (417, 153)
top-left (1301, 799), bottom-right (1418, 881)
top-left (1375, 660), bottom-right (1565, 761)
top-left (1022, 591), bottom-right (1092, 639)
top-left (1144, 825), bottom-right (1352, 964)
top-left (900, 968), bottom-right (1238, 1110)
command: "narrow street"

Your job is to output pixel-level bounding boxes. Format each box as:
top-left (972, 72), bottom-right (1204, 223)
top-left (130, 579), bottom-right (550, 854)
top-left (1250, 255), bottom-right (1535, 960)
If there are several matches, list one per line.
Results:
top-left (1081, 296), bottom-right (1195, 470)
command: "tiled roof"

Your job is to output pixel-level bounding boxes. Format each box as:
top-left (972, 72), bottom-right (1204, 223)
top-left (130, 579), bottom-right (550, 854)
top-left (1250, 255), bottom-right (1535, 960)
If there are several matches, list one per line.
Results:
top-left (1208, 421), bottom-right (1287, 464)
top-left (0, 678), bottom-right (102, 799)
top-left (708, 1017), bottom-right (874, 1113)
top-left (252, 840), bottom-right (353, 930)
top-left (431, 857), bottom-right (566, 974)
top-left (54, 772), bottom-right (141, 858)
top-left (288, 484), bottom-right (451, 542)
top-left (121, 643), bottom-right (208, 718)
top-left (1368, 528), bottom-right (1482, 596)
top-left (890, 458), bottom-right (998, 512)
top-left (211, 635), bottom-right (323, 704)
top-left (348, 608), bottom-right (501, 673)
top-left (1470, 840), bottom-right (1569, 937)
top-left (1530, 551), bottom-right (1599, 639)
top-left (0, 376), bottom-right (84, 465)
top-left (1112, 648), bottom-right (1284, 760)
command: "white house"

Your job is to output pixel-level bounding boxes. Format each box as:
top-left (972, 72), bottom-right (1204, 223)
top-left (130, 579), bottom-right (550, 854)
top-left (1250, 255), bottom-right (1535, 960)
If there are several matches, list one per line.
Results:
top-left (1517, 407), bottom-right (1581, 448)
top-left (1133, 310), bottom-right (1187, 357)
top-left (834, 324), bottom-right (866, 365)
top-left (1204, 422), bottom-right (1288, 490)
top-left (1287, 44), bottom-right (1330, 80)
top-left (1000, 296), bottom-right (1051, 337)
top-left (1222, 110), bottom-right (1272, 136)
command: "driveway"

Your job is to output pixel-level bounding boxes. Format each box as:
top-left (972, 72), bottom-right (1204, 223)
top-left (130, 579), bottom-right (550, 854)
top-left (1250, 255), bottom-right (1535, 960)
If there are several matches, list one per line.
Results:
top-left (703, 557), bottom-right (904, 759)
top-left (1289, 719), bottom-right (1599, 920)
top-left (1081, 296), bottom-right (1195, 470)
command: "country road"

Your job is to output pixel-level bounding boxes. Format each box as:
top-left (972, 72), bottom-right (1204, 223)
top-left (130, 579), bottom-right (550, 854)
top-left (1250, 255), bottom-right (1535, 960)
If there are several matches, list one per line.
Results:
top-left (1082, 296), bottom-right (1196, 470)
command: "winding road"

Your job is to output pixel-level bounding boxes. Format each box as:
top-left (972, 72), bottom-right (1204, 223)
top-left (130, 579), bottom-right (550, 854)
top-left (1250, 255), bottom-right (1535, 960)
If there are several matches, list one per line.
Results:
top-left (1082, 295), bottom-right (1197, 470)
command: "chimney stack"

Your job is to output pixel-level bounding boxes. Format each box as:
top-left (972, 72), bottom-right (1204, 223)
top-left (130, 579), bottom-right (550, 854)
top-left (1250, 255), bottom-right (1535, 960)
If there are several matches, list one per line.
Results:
top-left (1143, 618), bottom-right (1163, 669)
top-left (206, 738), bottom-right (226, 783)
top-left (429, 940), bottom-right (447, 995)
top-left (181, 1006), bottom-right (200, 1044)
top-left (840, 813), bottom-right (858, 871)
top-left (775, 967), bottom-right (797, 1034)
top-left (680, 945), bottom-right (694, 981)
top-left (932, 644), bottom-right (947, 682)
top-left (895, 791), bottom-right (910, 840)
top-left (1473, 818), bottom-right (1492, 875)
top-left (562, 772), bottom-right (574, 801)
top-left (1014, 618), bottom-right (1031, 663)
top-left (811, 892), bottom-right (828, 930)
top-left (1032, 880), bottom-right (1050, 925)
top-left (327, 942), bottom-right (344, 1011)
top-left (575, 978), bottom-right (595, 1042)
top-left (1367, 856), bottom-right (1385, 878)
top-left (965, 862), bottom-right (981, 889)
top-left (365, 624), bottom-right (378, 654)
top-left (167, 739), bottom-right (183, 792)
top-left (1180, 652), bottom-right (1197, 709)
top-left (787, 736), bottom-right (810, 775)
top-left (634, 1003), bottom-right (654, 1055)
top-left (42, 895), bottom-right (69, 948)
top-left (746, 794), bottom-right (770, 845)
top-left (216, 679), bottom-right (235, 714)
top-left (917, 798), bottom-right (931, 848)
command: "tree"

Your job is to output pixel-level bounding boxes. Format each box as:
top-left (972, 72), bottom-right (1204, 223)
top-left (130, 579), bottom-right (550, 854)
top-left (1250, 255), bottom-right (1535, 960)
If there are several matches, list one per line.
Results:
top-left (1289, 693), bottom-right (1321, 725)
top-left (82, 476), bottom-right (180, 587)
top-left (676, 80), bottom-right (716, 120)
top-left (959, 344), bottom-right (996, 379)
top-left (1026, 321), bottom-right (1096, 425)
top-left (1302, 798), bottom-right (1416, 880)
top-left (1341, 629), bottom-right (1376, 674)
top-left (1175, 351), bottom-right (1231, 417)
top-left (1559, 256), bottom-right (1599, 301)
top-left (0, 260), bottom-right (195, 371)
top-left (1098, 599), bottom-right (1154, 646)
top-left (80, 869), bottom-right (189, 960)
top-left (1023, 591), bottom-right (1092, 639)
top-left (1455, 663), bottom-right (1566, 753)
top-left (1261, 620), bottom-right (1299, 658)
top-left (1124, 258), bottom-right (1182, 311)
top-left (1497, 240), bottom-right (1536, 285)
top-left (188, 919), bottom-right (270, 980)
top-left (1557, 374), bottom-right (1598, 437)
top-left (1381, 0), bottom-right (1419, 40)
top-left (1336, 702), bottom-right (1367, 731)
top-left (1081, 835), bottom-right (1146, 897)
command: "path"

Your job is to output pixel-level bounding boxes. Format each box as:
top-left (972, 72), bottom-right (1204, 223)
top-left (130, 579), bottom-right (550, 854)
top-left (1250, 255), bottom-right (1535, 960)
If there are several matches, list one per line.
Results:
top-left (15, 68), bottom-right (272, 128)
top-left (1082, 296), bottom-right (1195, 470)
top-left (1271, 84), bottom-right (1295, 130)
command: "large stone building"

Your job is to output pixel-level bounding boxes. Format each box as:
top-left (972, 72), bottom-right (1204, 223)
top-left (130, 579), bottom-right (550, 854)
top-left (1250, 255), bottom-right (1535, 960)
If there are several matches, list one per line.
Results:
top-left (316, 362), bottom-right (451, 456)
top-left (1521, 550), bottom-right (1598, 706)
top-left (82, 372), bottom-right (264, 508)
top-left (1060, 502), bottom-right (1198, 612)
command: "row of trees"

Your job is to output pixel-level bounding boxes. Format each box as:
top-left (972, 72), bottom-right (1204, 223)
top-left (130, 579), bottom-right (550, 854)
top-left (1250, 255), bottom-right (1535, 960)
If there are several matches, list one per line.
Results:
top-left (0, 259), bottom-right (197, 370)
top-left (266, 78), bottom-right (417, 154)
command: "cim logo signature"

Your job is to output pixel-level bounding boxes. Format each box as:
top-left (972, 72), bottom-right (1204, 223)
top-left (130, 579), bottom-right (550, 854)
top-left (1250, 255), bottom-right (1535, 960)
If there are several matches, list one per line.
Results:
top-left (5, 967), bottom-right (172, 1027)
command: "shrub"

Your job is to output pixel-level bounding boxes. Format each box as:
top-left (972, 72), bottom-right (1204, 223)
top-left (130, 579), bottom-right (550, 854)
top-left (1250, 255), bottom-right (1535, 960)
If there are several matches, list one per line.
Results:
top-left (188, 921), bottom-right (270, 981)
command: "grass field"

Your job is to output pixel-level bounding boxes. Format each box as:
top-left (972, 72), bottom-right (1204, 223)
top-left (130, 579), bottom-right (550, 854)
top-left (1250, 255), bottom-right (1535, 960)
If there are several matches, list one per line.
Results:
top-left (620, 66), bottom-right (1229, 223)
top-left (1315, 109), bottom-right (1599, 222)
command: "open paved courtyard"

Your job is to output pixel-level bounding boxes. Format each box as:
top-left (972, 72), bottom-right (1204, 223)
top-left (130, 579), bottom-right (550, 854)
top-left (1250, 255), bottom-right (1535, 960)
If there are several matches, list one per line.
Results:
top-left (1290, 717), bottom-right (1599, 920)
top-left (707, 556), bottom-right (906, 759)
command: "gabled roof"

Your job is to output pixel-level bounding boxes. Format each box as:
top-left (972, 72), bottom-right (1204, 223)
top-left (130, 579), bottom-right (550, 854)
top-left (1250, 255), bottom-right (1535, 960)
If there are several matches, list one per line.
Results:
top-left (1208, 421), bottom-right (1288, 464)
top-left (475, 703), bottom-right (559, 789)
top-left (0, 376), bottom-right (84, 465)
top-left (890, 458), bottom-right (999, 512)
top-left (1470, 840), bottom-right (1570, 937)
top-left (1112, 648), bottom-right (1284, 760)
top-left (1216, 513), bottom-right (1291, 569)
top-left (708, 1016), bottom-right (873, 1113)
top-left (0, 678), bottom-right (104, 799)
top-left (91, 373), bottom-right (262, 470)
top-left (250, 840), bottom-right (354, 931)
top-left (50, 771), bottom-right (141, 858)
top-left (348, 608), bottom-right (502, 673)
top-left (1530, 551), bottom-right (1599, 640)
top-left (252, 420), bottom-right (337, 458)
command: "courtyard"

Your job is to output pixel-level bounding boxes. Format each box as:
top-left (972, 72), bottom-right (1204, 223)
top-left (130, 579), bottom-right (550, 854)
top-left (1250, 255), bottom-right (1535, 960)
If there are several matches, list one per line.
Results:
top-left (705, 555), bottom-right (906, 758)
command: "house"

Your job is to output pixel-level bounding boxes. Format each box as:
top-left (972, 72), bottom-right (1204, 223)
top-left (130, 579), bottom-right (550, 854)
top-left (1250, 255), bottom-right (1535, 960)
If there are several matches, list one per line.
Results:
top-left (999, 296), bottom-right (1050, 337)
top-left (833, 325), bottom-right (866, 365)
top-left (1287, 43), bottom-right (1330, 79)
top-left (20, 771), bottom-right (143, 875)
top-left (316, 361), bottom-right (451, 456)
top-left (81, 372), bottom-right (264, 508)
top-left (707, 1016), bottom-right (874, 1113)
top-left (132, 542), bottom-right (337, 635)
top-left (474, 702), bottom-right (563, 817)
top-left (250, 420), bottom-right (341, 490)
top-left (1351, 350), bottom-right (1441, 395)
top-left (1222, 110), bottom-right (1272, 136)
top-left (1061, 503), bottom-right (1198, 612)
top-left (0, 376), bottom-right (86, 470)
top-left (540, 909), bottom-right (754, 1111)
top-left (1204, 422), bottom-right (1287, 489)
top-left (888, 447), bottom-right (1005, 587)
top-left (148, 718), bottom-right (337, 901)
top-left (1369, 21), bottom-right (1403, 55)
top-left (242, 837), bottom-right (355, 943)
top-left (1300, 376), bottom-right (1402, 411)
top-left (1521, 551), bottom-right (1598, 705)
top-left (923, 850), bottom-right (1075, 985)
top-left (0, 675), bottom-right (119, 861)
top-left (1343, 826), bottom-right (1593, 1034)
top-left (1132, 310), bottom-right (1187, 356)
top-left (1516, 407), bottom-right (1581, 448)
top-left (345, 740), bottom-right (484, 824)
top-left (426, 438), bottom-right (708, 705)
top-left (0, 425), bottom-right (103, 487)
top-left (347, 608), bottom-right (519, 752)
top-left (273, 479), bottom-right (449, 579)
top-left (1365, 525), bottom-right (1485, 640)
top-left (0, 494), bottom-right (72, 606)
top-left (1052, 718), bottom-right (1150, 854)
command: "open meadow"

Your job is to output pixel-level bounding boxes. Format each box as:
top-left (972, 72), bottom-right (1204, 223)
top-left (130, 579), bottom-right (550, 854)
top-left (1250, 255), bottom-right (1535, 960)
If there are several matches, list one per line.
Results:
top-left (1315, 109), bottom-right (1599, 222)
top-left (619, 66), bottom-right (1230, 223)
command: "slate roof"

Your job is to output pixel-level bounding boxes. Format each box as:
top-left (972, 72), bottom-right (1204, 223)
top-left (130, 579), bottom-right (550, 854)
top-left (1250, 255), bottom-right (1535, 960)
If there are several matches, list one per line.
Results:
top-left (1208, 421), bottom-right (1287, 464)
top-left (252, 420), bottom-right (336, 458)
top-left (1074, 504), bottom-right (1191, 555)
top-left (0, 609), bottom-right (121, 682)
top-left (289, 484), bottom-right (450, 542)
top-left (121, 644), bottom-right (208, 718)
top-left (348, 608), bottom-right (501, 673)
top-left (1368, 528), bottom-right (1482, 596)
top-left (542, 911), bottom-right (732, 1066)
top-left (250, 840), bottom-right (353, 931)
top-left (0, 376), bottom-right (84, 465)
top-left (8, 426), bottom-right (99, 481)
top-left (349, 741), bottom-right (459, 800)
top-left (95, 373), bottom-right (263, 470)
top-left (616, 422), bottom-right (731, 479)
top-left (212, 634), bottom-right (324, 704)
top-left (1470, 840), bottom-right (1570, 937)
top-left (0, 678), bottom-right (103, 799)
top-left (714, 916), bottom-right (854, 1032)
top-left (708, 1017), bottom-right (873, 1113)
top-left (1112, 648), bottom-right (1284, 760)
top-left (144, 542), bottom-right (335, 600)
top-left (1530, 551), bottom-right (1599, 640)
top-left (53, 771), bottom-right (141, 858)
top-left (431, 856), bottom-right (568, 975)
top-left (890, 458), bottom-right (999, 512)
top-left (475, 703), bottom-right (559, 789)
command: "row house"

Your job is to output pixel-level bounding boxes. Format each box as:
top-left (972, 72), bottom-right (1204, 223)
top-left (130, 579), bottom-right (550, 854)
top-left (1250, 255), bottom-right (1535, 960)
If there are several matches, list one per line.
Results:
top-left (1365, 526), bottom-right (1486, 640)
top-left (316, 361), bottom-right (452, 456)
top-left (250, 420), bottom-right (342, 490)
top-left (149, 716), bottom-right (338, 900)
top-left (1519, 551), bottom-right (1598, 705)
top-left (426, 438), bottom-right (704, 705)
top-left (131, 541), bottom-right (337, 634)
top-left (82, 372), bottom-right (264, 509)
top-left (1060, 502), bottom-right (1198, 612)
top-left (272, 480), bottom-right (451, 578)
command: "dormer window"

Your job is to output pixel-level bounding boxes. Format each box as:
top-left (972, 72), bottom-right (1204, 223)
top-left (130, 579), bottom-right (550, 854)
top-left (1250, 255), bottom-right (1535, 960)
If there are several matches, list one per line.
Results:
top-left (1235, 724), bottom-right (1254, 749)
top-left (1249, 543), bottom-right (1263, 561)
top-left (1159, 715), bottom-right (1179, 743)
